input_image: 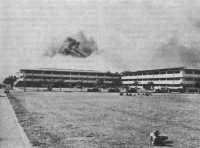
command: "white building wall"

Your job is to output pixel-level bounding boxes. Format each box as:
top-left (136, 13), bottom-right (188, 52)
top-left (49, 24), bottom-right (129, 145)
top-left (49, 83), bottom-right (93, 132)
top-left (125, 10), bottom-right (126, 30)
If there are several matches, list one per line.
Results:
top-left (122, 73), bottom-right (183, 80)
top-left (24, 73), bottom-right (116, 79)
top-left (121, 69), bottom-right (185, 90)
top-left (16, 69), bottom-right (120, 87)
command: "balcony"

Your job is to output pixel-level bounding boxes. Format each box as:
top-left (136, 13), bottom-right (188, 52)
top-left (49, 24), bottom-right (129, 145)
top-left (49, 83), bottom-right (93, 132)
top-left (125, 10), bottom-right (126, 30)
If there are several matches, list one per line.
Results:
top-left (122, 73), bottom-right (183, 80)
top-left (24, 73), bottom-right (117, 79)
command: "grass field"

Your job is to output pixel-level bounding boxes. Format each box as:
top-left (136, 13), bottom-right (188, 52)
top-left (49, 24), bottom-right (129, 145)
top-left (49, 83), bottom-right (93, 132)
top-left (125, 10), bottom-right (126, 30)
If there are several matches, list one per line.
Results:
top-left (8, 91), bottom-right (200, 148)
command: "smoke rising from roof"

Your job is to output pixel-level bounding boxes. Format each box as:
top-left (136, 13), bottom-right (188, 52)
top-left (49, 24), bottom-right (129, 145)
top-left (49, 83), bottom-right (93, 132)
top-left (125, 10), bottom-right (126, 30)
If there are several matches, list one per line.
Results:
top-left (45, 31), bottom-right (98, 58)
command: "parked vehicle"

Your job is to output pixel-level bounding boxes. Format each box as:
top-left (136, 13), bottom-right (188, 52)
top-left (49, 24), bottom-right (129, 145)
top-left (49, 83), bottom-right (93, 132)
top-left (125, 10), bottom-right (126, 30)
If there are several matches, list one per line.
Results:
top-left (87, 88), bottom-right (100, 92)
top-left (108, 88), bottom-right (120, 92)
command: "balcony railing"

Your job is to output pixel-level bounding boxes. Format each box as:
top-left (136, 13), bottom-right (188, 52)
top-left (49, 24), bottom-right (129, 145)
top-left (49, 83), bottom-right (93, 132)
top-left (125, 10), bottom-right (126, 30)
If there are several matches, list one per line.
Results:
top-left (122, 73), bottom-right (183, 79)
top-left (24, 73), bottom-right (118, 79)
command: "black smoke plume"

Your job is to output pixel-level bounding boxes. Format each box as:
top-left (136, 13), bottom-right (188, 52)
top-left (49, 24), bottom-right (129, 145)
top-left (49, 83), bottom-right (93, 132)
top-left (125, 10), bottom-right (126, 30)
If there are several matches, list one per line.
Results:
top-left (45, 32), bottom-right (98, 58)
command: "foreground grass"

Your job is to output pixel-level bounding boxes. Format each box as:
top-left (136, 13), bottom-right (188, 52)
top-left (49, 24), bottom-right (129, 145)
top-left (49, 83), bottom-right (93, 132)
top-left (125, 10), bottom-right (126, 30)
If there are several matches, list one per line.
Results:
top-left (8, 91), bottom-right (200, 148)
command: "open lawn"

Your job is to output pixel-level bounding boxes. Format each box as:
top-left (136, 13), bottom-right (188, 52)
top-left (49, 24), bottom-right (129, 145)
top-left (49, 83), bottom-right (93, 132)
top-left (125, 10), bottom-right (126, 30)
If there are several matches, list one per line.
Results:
top-left (8, 91), bottom-right (200, 148)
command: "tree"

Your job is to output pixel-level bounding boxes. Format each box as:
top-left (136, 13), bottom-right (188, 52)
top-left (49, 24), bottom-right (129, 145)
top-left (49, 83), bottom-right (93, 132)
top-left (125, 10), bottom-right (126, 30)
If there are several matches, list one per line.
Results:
top-left (75, 80), bottom-right (84, 91)
top-left (36, 81), bottom-right (41, 91)
top-left (112, 78), bottom-right (121, 88)
top-left (3, 75), bottom-right (17, 89)
top-left (56, 79), bottom-right (64, 91)
top-left (195, 81), bottom-right (200, 88)
top-left (96, 79), bottom-right (104, 88)
top-left (144, 81), bottom-right (154, 90)
top-left (43, 78), bottom-right (53, 91)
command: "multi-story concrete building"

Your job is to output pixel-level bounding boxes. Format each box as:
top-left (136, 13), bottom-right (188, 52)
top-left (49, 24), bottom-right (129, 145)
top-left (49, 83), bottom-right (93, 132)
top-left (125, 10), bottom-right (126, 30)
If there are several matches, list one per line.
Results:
top-left (121, 67), bottom-right (200, 92)
top-left (15, 68), bottom-right (120, 88)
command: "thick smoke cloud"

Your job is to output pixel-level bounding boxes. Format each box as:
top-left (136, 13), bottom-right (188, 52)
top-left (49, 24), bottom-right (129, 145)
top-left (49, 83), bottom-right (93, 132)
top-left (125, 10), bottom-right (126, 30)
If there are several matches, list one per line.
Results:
top-left (45, 32), bottom-right (98, 58)
top-left (153, 36), bottom-right (200, 68)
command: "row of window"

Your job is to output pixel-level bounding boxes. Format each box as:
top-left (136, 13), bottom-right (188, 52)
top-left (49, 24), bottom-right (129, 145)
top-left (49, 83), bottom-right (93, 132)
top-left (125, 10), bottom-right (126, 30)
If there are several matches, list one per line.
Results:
top-left (123, 77), bottom-right (200, 81)
top-left (124, 84), bottom-right (197, 87)
top-left (26, 76), bottom-right (199, 81)
top-left (22, 80), bottom-right (113, 84)
top-left (16, 81), bottom-right (115, 88)
top-left (22, 71), bottom-right (118, 76)
top-left (184, 78), bottom-right (200, 81)
top-left (124, 84), bottom-right (182, 87)
top-left (123, 70), bottom-right (181, 76)
top-left (122, 77), bottom-right (181, 81)
top-left (24, 76), bottom-right (116, 81)
top-left (185, 70), bottom-right (200, 74)
top-left (184, 84), bottom-right (196, 87)
top-left (23, 70), bottom-right (200, 76)
top-left (24, 73), bottom-right (119, 79)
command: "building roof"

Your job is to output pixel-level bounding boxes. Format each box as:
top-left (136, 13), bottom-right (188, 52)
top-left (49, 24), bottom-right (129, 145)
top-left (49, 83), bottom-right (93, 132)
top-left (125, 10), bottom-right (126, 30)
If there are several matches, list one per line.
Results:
top-left (122, 67), bottom-right (183, 73)
top-left (122, 66), bottom-right (200, 75)
top-left (184, 67), bottom-right (200, 71)
top-left (20, 68), bottom-right (119, 74)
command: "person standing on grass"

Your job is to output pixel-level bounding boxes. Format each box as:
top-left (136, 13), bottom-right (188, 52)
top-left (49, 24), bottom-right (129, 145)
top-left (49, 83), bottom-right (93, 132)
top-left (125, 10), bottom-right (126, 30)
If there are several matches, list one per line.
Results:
top-left (150, 130), bottom-right (160, 146)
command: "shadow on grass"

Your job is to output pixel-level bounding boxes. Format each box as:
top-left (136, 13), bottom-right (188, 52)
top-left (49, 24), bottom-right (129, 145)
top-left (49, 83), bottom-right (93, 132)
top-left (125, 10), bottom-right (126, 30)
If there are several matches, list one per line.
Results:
top-left (155, 140), bottom-right (174, 147)
top-left (154, 136), bottom-right (173, 147)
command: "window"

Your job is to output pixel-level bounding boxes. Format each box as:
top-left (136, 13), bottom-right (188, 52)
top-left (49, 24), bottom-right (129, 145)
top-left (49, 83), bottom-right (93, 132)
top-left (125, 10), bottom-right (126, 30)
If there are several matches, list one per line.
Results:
top-left (185, 70), bottom-right (193, 74)
top-left (70, 72), bottom-right (80, 75)
top-left (185, 78), bottom-right (194, 81)
top-left (159, 78), bottom-right (166, 80)
top-left (184, 84), bottom-right (195, 87)
top-left (166, 78), bottom-right (181, 80)
top-left (153, 72), bottom-right (159, 75)
top-left (194, 71), bottom-right (200, 74)
top-left (122, 79), bottom-right (133, 81)
top-left (25, 76), bottom-right (33, 79)
top-left (167, 70), bottom-right (180, 74)
top-left (160, 71), bottom-right (166, 74)
top-left (32, 70), bottom-right (42, 74)
top-left (80, 73), bottom-right (89, 76)
top-left (43, 71), bottom-right (51, 74)
top-left (64, 77), bottom-right (70, 80)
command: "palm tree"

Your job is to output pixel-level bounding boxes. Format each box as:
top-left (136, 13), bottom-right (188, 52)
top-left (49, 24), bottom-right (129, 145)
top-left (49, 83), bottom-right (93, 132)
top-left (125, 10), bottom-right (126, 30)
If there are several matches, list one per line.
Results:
top-left (3, 75), bottom-right (17, 89)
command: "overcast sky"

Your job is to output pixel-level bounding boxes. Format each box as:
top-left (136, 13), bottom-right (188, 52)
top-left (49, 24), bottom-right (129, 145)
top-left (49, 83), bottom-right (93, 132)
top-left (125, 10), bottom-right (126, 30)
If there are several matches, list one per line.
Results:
top-left (1, 0), bottom-right (200, 80)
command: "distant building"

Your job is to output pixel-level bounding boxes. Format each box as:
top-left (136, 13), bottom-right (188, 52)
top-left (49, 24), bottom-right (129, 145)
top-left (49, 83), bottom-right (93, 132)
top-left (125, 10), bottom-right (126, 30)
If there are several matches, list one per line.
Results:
top-left (15, 68), bottom-right (120, 88)
top-left (121, 67), bottom-right (200, 92)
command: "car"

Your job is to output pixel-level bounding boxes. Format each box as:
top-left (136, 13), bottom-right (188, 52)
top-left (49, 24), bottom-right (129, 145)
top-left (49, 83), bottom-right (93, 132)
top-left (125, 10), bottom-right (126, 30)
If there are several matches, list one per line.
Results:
top-left (87, 88), bottom-right (100, 92)
top-left (108, 88), bottom-right (120, 92)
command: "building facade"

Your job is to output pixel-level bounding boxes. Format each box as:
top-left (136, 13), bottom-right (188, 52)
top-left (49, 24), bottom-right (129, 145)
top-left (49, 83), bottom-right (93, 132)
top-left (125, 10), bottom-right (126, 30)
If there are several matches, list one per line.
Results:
top-left (121, 67), bottom-right (200, 92)
top-left (15, 68), bottom-right (120, 88)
